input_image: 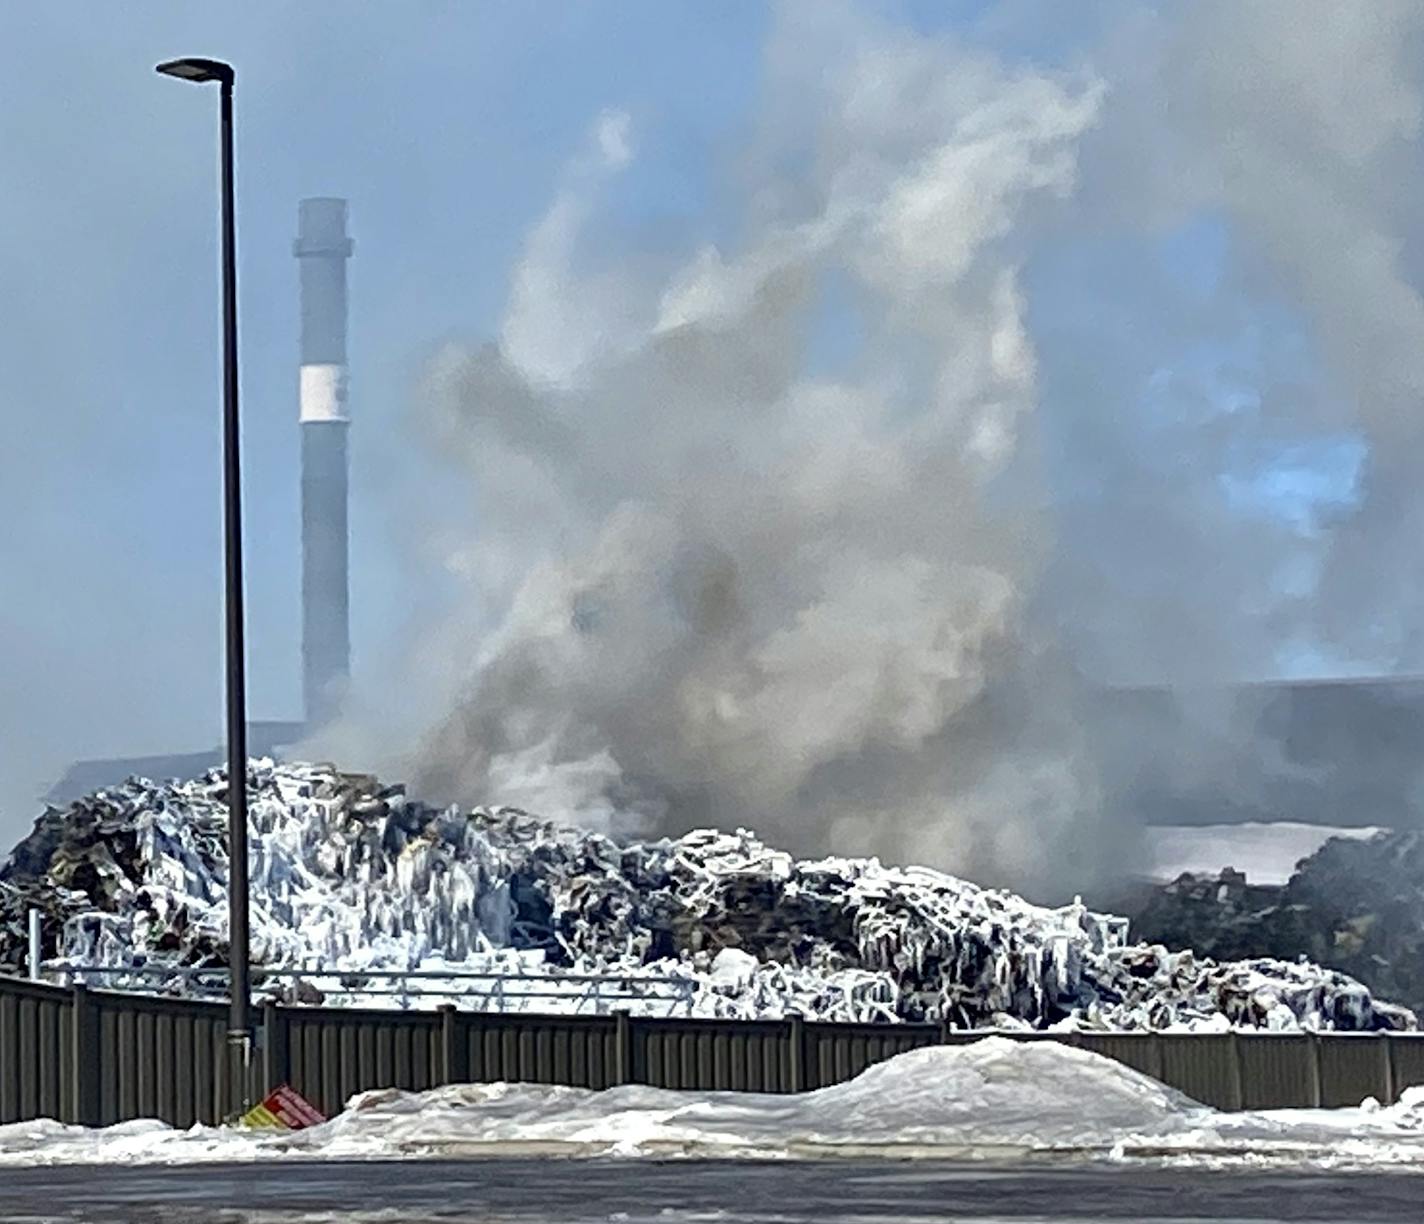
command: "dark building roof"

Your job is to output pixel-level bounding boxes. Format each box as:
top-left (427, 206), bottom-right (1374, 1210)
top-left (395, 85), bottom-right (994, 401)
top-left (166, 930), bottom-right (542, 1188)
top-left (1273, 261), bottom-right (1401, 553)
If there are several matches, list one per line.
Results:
top-left (1090, 677), bottom-right (1424, 828)
top-left (38, 675), bottom-right (1424, 831)
top-left (43, 721), bottom-right (307, 808)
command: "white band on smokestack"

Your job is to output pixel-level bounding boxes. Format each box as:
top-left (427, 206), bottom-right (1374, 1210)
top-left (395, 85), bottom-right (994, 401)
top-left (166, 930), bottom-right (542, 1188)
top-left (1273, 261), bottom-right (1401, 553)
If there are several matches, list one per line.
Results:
top-left (297, 196), bottom-right (353, 729)
top-left (300, 362), bottom-right (349, 423)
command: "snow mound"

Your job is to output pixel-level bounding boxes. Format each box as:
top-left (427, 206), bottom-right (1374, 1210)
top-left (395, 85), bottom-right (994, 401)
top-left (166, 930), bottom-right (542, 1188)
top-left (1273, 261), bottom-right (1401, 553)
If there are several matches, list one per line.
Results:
top-left (311, 1038), bottom-right (1205, 1157)
top-left (8, 1039), bottom-right (1424, 1169)
top-left (0, 761), bottom-right (1413, 1030)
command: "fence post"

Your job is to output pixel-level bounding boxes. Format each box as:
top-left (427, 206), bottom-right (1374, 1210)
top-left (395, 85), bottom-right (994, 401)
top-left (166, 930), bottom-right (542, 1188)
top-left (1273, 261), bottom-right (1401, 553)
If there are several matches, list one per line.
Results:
top-left (1145, 1031), bottom-right (1164, 1082)
top-left (613, 1010), bottom-right (632, 1086)
top-left (1308, 1031), bottom-right (1323, 1108)
top-left (69, 983), bottom-right (100, 1127)
top-left (1381, 1034), bottom-right (1396, 1107)
top-left (1228, 1031), bottom-right (1245, 1111)
top-left (788, 1014), bottom-right (805, 1094)
top-left (261, 999), bottom-right (288, 1095)
top-left (440, 1005), bottom-right (467, 1086)
top-left (27, 910), bottom-right (41, 983)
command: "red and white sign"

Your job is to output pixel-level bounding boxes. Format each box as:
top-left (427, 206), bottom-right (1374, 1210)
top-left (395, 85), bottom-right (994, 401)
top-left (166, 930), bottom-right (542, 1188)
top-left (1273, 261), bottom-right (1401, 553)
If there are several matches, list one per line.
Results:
top-left (242, 1084), bottom-right (326, 1130)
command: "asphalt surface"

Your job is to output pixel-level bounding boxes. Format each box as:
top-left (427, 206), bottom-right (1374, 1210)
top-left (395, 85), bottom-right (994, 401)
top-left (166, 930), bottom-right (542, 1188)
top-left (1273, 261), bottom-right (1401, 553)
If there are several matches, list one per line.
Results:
top-left (1, 1159), bottom-right (1420, 1223)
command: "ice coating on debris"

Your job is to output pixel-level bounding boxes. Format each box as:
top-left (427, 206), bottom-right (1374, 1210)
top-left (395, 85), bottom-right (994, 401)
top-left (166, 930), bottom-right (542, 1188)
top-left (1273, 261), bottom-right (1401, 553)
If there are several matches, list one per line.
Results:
top-left (0, 761), bottom-right (1413, 1031)
top-left (8, 1039), bottom-right (1424, 1168)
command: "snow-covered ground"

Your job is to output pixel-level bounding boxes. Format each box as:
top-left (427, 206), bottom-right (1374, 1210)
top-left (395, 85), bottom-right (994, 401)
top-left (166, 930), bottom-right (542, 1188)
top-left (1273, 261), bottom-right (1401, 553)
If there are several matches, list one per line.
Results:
top-left (1143, 823), bottom-right (1388, 885)
top-left (5, 1038), bottom-right (1424, 1170)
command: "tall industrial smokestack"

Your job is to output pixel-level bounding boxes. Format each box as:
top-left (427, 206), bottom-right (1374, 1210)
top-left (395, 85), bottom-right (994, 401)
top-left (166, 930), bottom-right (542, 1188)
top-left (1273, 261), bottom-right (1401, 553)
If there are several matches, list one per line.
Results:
top-left (295, 198), bottom-right (352, 728)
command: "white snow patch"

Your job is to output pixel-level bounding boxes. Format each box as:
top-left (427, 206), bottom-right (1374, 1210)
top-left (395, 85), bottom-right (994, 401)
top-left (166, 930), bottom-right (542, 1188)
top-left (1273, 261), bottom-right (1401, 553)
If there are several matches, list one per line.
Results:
top-left (10, 1038), bottom-right (1424, 1170)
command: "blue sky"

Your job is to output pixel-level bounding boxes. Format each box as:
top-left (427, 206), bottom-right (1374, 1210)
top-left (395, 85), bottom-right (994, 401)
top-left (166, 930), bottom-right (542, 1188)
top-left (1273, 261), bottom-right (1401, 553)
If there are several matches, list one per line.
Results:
top-left (0, 3), bottom-right (1393, 836)
top-left (0, 5), bottom-right (774, 827)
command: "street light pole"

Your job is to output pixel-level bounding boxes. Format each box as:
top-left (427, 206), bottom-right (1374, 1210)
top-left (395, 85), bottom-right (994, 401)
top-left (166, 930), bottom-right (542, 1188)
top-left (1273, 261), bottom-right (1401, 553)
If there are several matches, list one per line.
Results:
top-left (156, 57), bottom-right (251, 1101)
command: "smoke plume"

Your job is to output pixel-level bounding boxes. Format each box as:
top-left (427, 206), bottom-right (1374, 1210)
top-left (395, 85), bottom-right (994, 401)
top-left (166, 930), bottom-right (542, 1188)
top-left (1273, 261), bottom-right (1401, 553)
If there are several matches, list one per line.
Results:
top-left (331, 3), bottom-right (1424, 899)
top-left (396, 12), bottom-right (1117, 897)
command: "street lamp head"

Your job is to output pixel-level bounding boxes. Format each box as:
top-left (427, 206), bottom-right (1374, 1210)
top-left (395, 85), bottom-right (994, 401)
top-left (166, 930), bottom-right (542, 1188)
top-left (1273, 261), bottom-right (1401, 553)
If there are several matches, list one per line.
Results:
top-left (156, 57), bottom-right (233, 85)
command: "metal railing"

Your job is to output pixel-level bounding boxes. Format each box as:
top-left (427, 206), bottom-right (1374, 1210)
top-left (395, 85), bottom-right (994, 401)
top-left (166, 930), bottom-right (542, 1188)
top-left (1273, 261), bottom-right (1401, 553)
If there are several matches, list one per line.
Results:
top-left (39, 961), bottom-right (700, 1013)
top-left (27, 906), bottom-right (697, 1012)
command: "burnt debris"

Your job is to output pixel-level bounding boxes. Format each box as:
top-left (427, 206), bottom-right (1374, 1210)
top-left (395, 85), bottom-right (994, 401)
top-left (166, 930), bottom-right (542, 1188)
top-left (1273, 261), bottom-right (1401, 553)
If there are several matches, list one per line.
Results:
top-left (0, 761), bottom-right (1413, 1031)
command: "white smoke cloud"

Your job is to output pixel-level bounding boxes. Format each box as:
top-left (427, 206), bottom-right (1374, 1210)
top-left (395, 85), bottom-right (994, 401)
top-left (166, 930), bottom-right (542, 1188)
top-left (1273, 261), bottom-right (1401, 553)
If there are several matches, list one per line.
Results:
top-left (397, 8), bottom-right (1115, 896)
top-left (502, 108), bottom-right (641, 387)
top-left (593, 109), bottom-right (634, 170)
top-left (323, 2), bottom-right (1424, 898)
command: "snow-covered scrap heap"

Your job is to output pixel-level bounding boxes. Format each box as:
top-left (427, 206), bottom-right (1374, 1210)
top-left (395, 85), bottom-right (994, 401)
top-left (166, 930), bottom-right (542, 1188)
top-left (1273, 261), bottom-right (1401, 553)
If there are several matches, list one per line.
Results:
top-left (0, 761), bottom-right (1413, 1031)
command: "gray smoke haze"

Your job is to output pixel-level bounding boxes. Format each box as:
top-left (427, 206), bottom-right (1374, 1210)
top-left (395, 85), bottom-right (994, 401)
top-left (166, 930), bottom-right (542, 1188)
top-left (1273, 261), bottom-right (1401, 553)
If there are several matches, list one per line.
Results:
top-left (53, 2), bottom-right (1372, 902)
top-left (379, 10), bottom-right (1116, 895)
top-left (1055, 0), bottom-right (1424, 676)
top-left (310, 1), bottom-right (1424, 902)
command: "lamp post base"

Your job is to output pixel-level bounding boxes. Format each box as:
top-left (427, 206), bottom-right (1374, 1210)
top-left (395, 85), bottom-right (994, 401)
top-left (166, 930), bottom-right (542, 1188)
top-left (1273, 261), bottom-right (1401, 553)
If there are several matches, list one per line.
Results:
top-left (227, 1028), bottom-right (253, 1116)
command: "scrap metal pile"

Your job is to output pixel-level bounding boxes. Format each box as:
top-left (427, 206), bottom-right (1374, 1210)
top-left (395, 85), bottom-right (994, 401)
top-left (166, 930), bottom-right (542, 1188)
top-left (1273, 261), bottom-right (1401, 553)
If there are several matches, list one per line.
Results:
top-left (1128, 831), bottom-right (1424, 1022)
top-left (0, 761), bottom-right (1413, 1030)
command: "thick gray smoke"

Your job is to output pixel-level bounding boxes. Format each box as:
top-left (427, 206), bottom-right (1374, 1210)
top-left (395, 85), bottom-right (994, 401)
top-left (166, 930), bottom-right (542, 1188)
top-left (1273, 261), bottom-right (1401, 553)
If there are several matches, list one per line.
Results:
top-left (405, 18), bottom-right (1111, 896)
top-left (1052, 0), bottom-right (1424, 678)
top-left (1031, 1), bottom-right (1424, 842)
top-left (331, 3), bottom-right (1424, 899)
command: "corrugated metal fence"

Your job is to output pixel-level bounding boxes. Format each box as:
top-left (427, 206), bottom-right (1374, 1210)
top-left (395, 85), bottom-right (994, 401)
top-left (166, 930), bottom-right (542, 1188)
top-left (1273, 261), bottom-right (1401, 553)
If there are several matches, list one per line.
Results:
top-left (3, 975), bottom-right (1421, 1127)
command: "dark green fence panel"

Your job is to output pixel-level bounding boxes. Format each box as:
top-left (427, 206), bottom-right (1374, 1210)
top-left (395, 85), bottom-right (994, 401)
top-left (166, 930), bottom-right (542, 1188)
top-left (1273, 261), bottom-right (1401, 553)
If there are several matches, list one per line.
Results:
top-left (635, 1018), bottom-right (788, 1092)
top-left (88, 988), bottom-right (230, 1127)
top-left (1236, 1035), bottom-right (1319, 1110)
top-left (1390, 1035), bottom-right (1424, 1100)
top-left (278, 1009), bottom-right (442, 1117)
top-left (1317, 1035), bottom-right (1390, 1108)
top-left (0, 987), bottom-right (20, 1123)
top-left (3, 975), bottom-right (1421, 1126)
top-left (1074, 1032), bottom-right (1164, 1084)
top-left (1158, 1033), bottom-right (1242, 1109)
top-left (460, 1013), bottom-right (618, 1089)
top-left (0, 979), bottom-right (69, 1125)
top-left (803, 1021), bottom-right (938, 1091)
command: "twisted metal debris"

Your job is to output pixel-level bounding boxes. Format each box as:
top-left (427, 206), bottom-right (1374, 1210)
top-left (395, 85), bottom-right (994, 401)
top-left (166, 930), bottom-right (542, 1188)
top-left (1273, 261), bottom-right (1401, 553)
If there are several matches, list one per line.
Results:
top-left (0, 761), bottom-right (1413, 1030)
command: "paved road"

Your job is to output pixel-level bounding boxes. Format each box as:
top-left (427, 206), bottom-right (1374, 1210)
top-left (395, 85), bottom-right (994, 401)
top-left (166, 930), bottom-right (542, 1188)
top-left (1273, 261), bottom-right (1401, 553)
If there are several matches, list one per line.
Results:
top-left (3, 1158), bottom-right (1419, 1223)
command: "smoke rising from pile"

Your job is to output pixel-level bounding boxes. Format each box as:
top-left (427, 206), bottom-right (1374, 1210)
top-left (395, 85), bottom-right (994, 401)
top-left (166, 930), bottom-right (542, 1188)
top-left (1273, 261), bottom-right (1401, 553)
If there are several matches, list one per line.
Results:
top-left (356, 3), bottom-right (1424, 898)
top-left (401, 15), bottom-right (1113, 895)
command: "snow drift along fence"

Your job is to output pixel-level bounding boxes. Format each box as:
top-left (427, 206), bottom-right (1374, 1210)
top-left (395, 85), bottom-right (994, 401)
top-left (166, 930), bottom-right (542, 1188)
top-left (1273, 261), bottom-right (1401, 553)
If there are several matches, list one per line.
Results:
top-left (2, 974), bottom-right (1422, 1127)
